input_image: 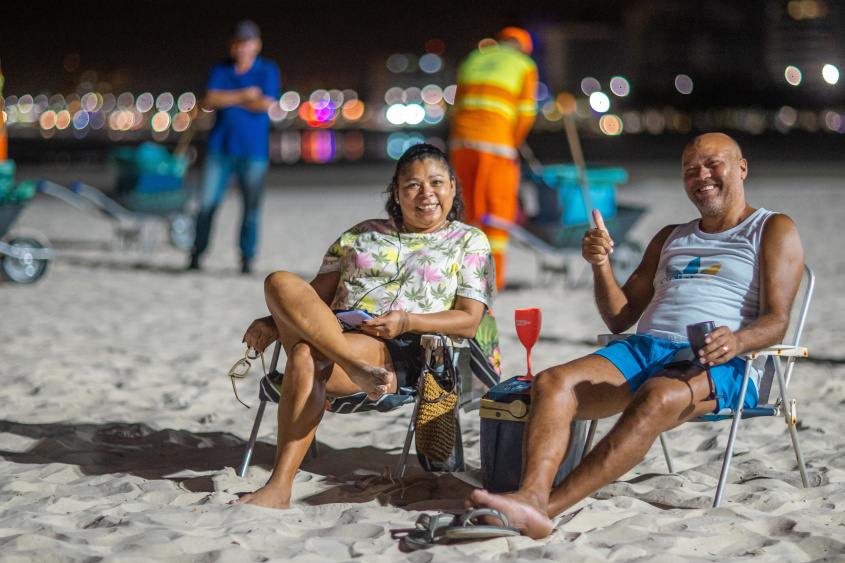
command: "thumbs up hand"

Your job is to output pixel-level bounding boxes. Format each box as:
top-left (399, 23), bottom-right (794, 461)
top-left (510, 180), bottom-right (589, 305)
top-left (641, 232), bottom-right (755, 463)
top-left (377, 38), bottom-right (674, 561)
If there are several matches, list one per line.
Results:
top-left (582, 209), bottom-right (615, 266)
top-left (593, 208), bottom-right (608, 233)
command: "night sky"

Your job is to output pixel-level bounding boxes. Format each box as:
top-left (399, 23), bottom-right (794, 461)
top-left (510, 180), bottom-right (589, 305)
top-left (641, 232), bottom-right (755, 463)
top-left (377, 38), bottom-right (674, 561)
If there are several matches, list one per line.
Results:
top-left (2, 0), bottom-right (628, 96)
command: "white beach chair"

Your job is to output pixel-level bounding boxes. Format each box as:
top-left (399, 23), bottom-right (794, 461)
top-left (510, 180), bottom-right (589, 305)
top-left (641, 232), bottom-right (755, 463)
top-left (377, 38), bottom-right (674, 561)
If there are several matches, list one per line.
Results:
top-left (238, 332), bottom-right (500, 478)
top-left (586, 264), bottom-right (815, 507)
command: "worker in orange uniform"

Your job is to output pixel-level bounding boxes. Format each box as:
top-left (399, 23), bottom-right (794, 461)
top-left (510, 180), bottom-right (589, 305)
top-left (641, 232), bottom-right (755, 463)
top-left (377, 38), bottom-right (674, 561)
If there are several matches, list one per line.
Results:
top-left (450, 27), bottom-right (538, 290)
top-left (0, 56), bottom-right (7, 161)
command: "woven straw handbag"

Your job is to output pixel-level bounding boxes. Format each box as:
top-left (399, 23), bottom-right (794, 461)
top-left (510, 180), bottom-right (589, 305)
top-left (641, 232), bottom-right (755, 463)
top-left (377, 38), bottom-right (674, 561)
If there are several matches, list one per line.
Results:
top-left (414, 340), bottom-right (459, 464)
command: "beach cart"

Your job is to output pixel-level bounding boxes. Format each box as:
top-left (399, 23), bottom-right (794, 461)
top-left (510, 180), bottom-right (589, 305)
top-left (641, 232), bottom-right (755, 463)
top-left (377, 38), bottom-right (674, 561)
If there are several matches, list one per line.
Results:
top-left (38, 142), bottom-right (196, 253)
top-left (483, 162), bottom-right (646, 288)
top-left (0, 161), bottom-right (53, 283)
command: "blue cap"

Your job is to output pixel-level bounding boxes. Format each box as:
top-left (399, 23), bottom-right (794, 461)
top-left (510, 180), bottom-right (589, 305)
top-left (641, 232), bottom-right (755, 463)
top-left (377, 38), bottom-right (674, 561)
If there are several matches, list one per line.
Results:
top-left (232, 20), bottom-right (260, 41)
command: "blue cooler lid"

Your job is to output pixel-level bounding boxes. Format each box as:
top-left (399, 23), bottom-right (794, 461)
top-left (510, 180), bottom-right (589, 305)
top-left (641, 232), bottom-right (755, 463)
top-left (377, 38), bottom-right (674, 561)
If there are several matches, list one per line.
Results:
top-left (483, 375), bottom-right (532, 404)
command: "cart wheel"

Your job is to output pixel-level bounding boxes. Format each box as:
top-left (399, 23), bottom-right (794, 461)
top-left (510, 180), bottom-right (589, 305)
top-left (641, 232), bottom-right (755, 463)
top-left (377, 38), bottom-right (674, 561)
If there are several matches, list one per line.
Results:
top-left (610, 241), bottom-right (643, 285)
top-left (170, 214), bottom-right (195, 250)
top-left (1, 237), bottom-right (49, 284)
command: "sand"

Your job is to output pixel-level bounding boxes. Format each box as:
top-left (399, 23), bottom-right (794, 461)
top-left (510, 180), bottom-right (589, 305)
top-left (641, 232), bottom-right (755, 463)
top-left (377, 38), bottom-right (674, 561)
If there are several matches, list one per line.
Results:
top-left (1, 160), bottom-right (844, 562)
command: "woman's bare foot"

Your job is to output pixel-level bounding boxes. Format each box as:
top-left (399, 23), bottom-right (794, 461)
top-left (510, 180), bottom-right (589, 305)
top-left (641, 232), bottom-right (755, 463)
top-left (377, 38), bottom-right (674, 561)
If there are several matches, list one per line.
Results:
top-left (229, 484), bottom-right (291, 509)
top-left (344, 361), bottom-right (393, 400)
top-left (469, 489), bottom-right (555, 540)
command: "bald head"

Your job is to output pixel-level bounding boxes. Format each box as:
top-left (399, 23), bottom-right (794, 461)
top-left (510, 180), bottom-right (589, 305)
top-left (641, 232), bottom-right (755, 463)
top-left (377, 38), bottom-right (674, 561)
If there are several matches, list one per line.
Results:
top-left (682, 132), bottom-right (749, 222)
top-left (684, 133), bottom-right (743, 162)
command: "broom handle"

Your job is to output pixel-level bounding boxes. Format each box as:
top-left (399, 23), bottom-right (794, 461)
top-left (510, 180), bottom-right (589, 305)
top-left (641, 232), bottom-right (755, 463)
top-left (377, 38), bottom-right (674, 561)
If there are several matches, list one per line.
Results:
top-left (173, 126), bottom-right (196, 157)
top-left (563, 113), bottom-right (596, 228)
top-left (518, 142), bottom-right (544, 177)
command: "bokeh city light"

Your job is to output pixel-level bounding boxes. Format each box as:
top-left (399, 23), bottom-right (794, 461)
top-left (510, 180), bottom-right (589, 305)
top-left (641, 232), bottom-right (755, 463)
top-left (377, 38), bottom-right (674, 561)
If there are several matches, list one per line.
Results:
top-left (589, 92), bottom-right (610, 113)
top-left (822, 64), bottom-right (840, 85)
top-left (785, 66), bottom-right (802, 86)
top-left (2, 10), bottom-right (842, 167)
top-left (580, 78), bottom-right (601, 96)
top-left (599, 114), bottom-right (623, 136)
top-left (675, 75), bottom-right (694, 95)
top-left (609, 77), bottom-right (630, 97)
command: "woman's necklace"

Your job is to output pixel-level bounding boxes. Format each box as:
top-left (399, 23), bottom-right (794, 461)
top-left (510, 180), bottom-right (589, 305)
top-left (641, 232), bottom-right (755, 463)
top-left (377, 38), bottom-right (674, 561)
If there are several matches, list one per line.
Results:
top-left (399, 220), bottom-right (451, 235)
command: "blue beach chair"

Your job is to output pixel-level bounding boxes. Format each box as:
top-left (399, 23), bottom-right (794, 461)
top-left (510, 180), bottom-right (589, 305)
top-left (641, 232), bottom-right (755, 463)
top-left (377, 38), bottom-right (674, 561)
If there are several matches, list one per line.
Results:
top-left (587, 264), bottom-right (816, 507)
top-left (238, 313), bottom-right (502, 478)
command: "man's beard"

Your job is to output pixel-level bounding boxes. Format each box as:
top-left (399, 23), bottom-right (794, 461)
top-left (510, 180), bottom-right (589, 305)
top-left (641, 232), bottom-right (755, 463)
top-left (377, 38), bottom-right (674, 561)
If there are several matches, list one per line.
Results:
top-left (689, 184), bottom-right (730, 218)
top-left (695, 198), bottom-right (723, 217)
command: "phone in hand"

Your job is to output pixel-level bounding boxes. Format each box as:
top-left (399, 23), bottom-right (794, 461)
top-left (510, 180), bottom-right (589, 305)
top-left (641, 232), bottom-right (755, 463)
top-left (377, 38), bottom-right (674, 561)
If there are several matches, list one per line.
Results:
top-left (335, 310), bottom-right (375, 331)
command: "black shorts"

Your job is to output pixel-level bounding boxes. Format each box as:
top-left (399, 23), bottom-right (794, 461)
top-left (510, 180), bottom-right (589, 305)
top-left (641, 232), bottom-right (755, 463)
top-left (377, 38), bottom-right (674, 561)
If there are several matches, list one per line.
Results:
top-left (382, 332), bottom-right (424, 389)
top-left (335, 310), bottom-right (424, 390)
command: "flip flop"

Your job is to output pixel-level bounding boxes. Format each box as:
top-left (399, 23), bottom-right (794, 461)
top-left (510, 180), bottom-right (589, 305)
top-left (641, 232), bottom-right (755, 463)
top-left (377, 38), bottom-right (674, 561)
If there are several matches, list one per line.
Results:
top-left (396, 513), bottom-right (457, 551)
top-left (443, 508), bottom-right (520, 541)
top-left (395, 508), bottom-right (520, 551)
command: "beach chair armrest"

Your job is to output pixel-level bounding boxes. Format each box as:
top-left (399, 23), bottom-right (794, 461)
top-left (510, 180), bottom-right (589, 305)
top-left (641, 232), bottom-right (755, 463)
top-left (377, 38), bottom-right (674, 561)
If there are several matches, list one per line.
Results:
top-left (597, 333), bottom-right (633, 346)
top-left (741, 345), bottom-right (808, 360)
top-left (420, 333), bottom-right (469, 349)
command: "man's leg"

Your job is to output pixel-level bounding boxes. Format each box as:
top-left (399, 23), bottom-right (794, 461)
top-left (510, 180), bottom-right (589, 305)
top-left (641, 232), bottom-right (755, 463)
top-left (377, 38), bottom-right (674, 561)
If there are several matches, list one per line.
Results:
top-left (545, 365), bottom-right (718, 517)
top-left (234, 157), bottom-right (269, 273)
top-left (470, 355), bottom-right (632, 538)
top-left (190, 153), bottom-right (232, 268)
top-left (477, 152), bottom-right (519, 290)
top-left (450, 147), bottom-right (482, 224)
top-left (472, 361), bottom-right (719, 538)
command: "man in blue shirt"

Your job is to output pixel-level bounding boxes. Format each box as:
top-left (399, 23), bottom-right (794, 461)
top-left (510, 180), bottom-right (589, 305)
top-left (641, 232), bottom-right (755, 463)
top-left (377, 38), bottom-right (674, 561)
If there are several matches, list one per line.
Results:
top-left (189, 20), bottom-right (281, 273)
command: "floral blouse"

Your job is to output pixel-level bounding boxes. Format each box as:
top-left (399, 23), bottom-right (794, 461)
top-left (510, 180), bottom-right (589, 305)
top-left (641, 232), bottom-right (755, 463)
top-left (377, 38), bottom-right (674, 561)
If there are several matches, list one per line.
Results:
top-left (319, 219), bottom-right (496, 315)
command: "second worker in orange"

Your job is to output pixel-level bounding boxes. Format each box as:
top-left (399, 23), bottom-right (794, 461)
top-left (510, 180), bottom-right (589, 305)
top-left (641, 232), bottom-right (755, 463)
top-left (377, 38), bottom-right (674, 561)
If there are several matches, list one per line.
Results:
top-left (450, 27), bottom-right (538, 290)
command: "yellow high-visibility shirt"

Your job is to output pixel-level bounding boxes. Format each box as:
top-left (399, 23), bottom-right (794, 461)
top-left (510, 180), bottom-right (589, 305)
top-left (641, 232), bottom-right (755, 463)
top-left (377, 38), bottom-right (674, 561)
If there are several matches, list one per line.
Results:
top-left (451, 45), bottom-right (538, 153)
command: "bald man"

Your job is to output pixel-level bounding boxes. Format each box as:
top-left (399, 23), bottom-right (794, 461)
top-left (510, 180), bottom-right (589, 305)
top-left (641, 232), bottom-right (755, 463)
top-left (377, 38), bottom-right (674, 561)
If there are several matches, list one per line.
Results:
top-left (468, 133), bottom-right (805, 538)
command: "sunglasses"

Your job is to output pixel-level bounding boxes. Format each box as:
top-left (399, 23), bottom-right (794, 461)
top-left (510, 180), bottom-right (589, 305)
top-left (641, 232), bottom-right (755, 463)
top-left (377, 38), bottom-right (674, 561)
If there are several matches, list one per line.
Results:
top-left (228, 346), bottom-right (265, 408)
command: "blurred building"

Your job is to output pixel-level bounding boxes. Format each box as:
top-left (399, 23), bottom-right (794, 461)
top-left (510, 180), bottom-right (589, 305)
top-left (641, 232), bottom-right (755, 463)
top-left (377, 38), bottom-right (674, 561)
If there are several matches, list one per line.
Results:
top-left (529, 0), bottom-right (842, 108)
top-left (1, 1), bottom-right (842, 165)
top-left (764, 0), bottom-right (844, 103)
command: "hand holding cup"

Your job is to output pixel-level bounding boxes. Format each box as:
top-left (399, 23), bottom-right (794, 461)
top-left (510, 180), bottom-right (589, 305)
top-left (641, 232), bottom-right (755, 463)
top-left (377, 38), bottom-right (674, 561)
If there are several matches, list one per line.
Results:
top-left (687, 321), bottom-right (740, 367)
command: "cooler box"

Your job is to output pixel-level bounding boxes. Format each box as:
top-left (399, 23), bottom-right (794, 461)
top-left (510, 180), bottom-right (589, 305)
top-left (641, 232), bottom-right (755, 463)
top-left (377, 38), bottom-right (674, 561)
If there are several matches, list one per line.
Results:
top-left (480, 375), bottom-right (588, 493)
top-left (111, 143), bottom-right (189, 195)
top-left (0, 161), bottom-right (15, 203)
top-left (110, 143), bottom-right (190, 212)
top-left (0, 161), bottom-right (36, 206)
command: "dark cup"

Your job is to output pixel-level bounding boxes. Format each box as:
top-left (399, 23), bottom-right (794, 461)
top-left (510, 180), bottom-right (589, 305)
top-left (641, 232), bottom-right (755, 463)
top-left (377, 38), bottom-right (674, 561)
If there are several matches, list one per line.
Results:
top-left (687, 321), bottom-right (715, 357)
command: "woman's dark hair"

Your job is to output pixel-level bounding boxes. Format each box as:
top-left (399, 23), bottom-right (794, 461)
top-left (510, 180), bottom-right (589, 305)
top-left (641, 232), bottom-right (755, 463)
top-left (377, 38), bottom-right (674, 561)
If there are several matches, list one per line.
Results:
top-left (385, 143), bottom-right (466, 224)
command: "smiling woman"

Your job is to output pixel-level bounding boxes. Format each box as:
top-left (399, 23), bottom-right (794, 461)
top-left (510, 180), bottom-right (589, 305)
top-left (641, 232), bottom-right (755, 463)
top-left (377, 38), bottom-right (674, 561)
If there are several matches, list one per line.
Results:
top-left (232, 143), bottom-right (496, 510)
top-left (385, 143), bottom-right (465, 234)
top-left (395, 159), bottom-right (455, 233)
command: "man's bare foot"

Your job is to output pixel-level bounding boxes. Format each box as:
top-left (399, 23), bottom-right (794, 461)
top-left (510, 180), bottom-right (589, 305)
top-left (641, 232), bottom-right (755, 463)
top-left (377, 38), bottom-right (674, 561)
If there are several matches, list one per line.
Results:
top-left (345, 361), bottom-right (394, 400)
top-left (469, 489), bottom-right (554, 540)
top-left (229, 484), bottom-right (291, 509)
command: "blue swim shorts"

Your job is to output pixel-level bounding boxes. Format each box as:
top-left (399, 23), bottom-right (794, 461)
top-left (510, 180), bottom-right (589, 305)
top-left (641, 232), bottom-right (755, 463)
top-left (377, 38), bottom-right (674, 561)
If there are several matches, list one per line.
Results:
top-left (592, 334), bottom-right (758, 421)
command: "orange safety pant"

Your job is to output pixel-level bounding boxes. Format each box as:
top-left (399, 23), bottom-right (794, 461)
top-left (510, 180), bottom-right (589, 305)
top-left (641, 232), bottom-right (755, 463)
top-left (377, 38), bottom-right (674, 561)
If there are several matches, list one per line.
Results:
top-left (0, 131), bottom-right (7, 161)
top-left (450, 147), bottom-right (519, 290)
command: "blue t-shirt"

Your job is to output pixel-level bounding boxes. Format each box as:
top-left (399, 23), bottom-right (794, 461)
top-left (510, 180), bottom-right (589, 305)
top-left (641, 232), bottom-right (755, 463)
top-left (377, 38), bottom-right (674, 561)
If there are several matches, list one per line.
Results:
top-left (206, 57), bottom-right (281, 159)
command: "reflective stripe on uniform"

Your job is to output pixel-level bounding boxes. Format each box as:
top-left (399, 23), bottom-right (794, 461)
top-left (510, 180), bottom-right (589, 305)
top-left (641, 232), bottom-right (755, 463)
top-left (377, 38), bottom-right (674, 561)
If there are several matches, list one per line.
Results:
top-left (449, 138), bottom-right (518, 159)
top-left (458, 95), bottom-right (517, 120)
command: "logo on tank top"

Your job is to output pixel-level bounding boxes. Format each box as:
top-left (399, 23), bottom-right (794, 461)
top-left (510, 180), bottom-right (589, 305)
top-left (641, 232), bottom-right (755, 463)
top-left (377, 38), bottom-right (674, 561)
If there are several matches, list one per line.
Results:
top-left (667, 257), bottom-right (722, 280)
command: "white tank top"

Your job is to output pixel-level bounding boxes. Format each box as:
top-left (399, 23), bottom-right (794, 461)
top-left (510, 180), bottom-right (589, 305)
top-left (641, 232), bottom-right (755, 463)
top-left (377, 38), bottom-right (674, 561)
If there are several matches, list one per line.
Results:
top-left (638, 208), bottom-right (776, 343)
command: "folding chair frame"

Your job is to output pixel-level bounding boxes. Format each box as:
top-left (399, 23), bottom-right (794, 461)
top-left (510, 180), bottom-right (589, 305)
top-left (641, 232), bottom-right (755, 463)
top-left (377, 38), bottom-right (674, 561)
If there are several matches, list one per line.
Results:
top-left (585, 264), bottom-right (815, 507)
top-left (238, 334), bottom-right (473, 478)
